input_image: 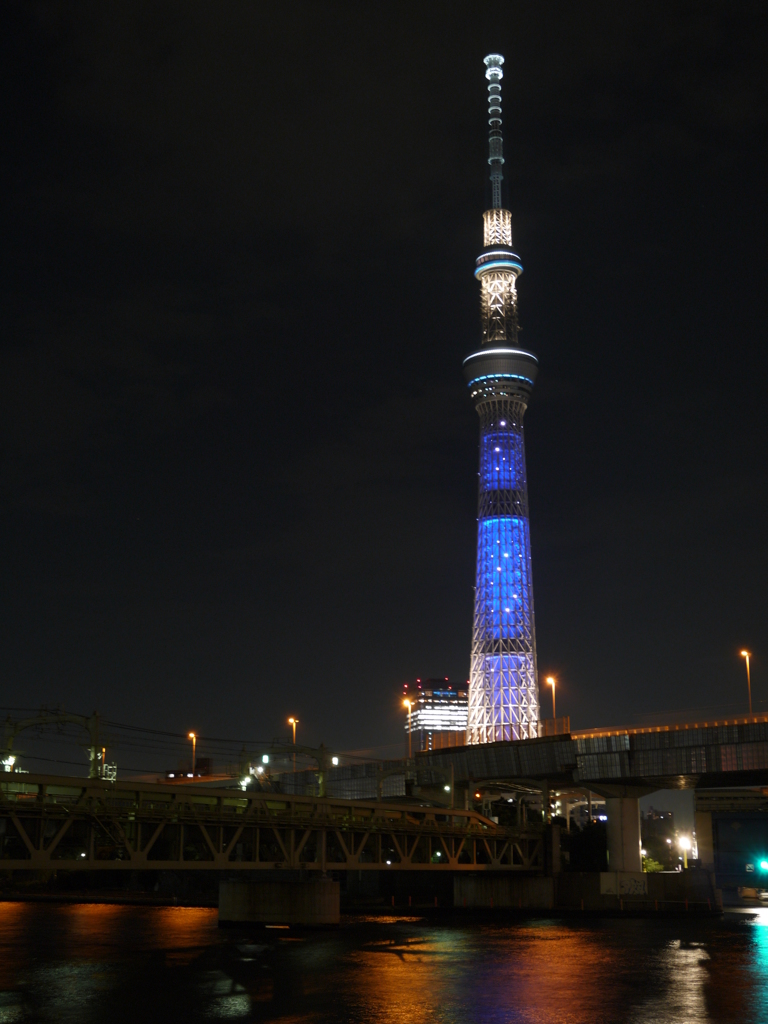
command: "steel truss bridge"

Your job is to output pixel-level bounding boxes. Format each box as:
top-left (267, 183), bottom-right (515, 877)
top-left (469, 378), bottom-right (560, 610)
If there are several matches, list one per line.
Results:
top-left (0, 774), bottom-right (544, 873)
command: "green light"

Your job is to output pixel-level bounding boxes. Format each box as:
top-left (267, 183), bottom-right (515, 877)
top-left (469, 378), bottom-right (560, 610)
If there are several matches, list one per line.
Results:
top-left (760, 860), bottom-right (768, 871)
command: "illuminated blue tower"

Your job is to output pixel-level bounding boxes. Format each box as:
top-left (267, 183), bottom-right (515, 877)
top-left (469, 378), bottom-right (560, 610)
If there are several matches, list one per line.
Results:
top-left (464, 54), bottom-right (539, 743)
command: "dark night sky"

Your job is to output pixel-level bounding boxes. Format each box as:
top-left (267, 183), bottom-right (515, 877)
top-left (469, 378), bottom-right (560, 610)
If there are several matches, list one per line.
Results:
top-left (2, 1), bottom-right (767, 769)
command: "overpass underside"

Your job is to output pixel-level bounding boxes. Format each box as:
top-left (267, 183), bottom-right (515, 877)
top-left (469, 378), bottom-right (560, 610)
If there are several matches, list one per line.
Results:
top-left (0, 774), bottom-right (544, 874)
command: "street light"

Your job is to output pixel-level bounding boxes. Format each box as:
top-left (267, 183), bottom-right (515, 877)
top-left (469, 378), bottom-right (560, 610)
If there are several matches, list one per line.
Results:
top-left (288, 717), bottom-right (299, 773)
top-left (403, 699), bottom-right (414, 758)
top-left (741, 651), bottom-right (752, 717)
top-left (188, 732), bottom-right (196, 775)
top-left (679, 835), bottom-right (691, 870)
top-left (546, 676), bottom-right (556, 720)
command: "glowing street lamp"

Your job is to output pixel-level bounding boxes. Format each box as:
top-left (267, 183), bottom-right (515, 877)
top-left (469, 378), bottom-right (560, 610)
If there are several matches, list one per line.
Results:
top-left (288, 717), bottom-right (299, 772)
top-left (679, 835), bottom-right (691, 870)
top-left (546, 676), bottom-right (556, 720)
top-left (188, 732), bottom-right (196, 775)
top-left (403, 699), bottom-right (414, 758)
top-left (741, 651), bottom-right (752, 717)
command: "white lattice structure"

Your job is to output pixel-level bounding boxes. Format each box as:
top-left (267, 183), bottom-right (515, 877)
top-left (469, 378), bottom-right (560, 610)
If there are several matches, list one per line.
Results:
top-left (484, 208), bottom-right (512, 246)
top-left (462, 55), bottom-right (540, 743)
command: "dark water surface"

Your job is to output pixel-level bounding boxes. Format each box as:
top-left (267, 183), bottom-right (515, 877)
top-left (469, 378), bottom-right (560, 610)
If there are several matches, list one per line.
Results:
top-left (2, 902), bottom-right (768, 1023)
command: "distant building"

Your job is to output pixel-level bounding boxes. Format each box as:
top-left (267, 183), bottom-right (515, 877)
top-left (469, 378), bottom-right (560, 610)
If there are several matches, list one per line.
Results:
top-left (641, 807), bottom-right (678, 869)
top-left (403, 678), bottom-right (468, 753)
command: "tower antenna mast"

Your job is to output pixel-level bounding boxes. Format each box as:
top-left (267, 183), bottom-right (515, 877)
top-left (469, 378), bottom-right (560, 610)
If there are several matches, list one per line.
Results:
top-left (484, 54), bottom-right (505, 210)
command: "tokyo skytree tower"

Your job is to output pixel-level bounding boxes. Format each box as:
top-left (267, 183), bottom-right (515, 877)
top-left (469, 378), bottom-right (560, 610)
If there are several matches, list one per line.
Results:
top-left (463, 54), bottom-right (539, 743)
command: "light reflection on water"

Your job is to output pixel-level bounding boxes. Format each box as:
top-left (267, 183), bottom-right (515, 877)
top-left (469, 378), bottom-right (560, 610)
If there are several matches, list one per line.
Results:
top-left (1, 903), bottom-right (768, 1022)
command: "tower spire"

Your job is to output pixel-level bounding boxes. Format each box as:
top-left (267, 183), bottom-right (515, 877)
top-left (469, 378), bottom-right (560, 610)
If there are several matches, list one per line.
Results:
top-left (484, 54), bottom-right (505, 209)
top-left (462, 54), bottom-right (540, 744)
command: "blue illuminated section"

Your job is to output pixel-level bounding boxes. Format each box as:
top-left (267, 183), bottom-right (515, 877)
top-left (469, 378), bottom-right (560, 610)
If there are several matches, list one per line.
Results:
top-left (469, 409), bottom-right (537, 741)
top-left (467, 373), bottom-right (535, 387)
top-left (476, 516), bottom-right (532, 638)
top-left (474, 258), bottom-right (522, 278)
top-left (479, 427), bottom-right (525, 491)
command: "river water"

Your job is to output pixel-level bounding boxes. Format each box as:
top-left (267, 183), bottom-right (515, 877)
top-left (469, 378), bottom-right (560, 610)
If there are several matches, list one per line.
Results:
top-left (1, 902), bottom-right (768, 1022)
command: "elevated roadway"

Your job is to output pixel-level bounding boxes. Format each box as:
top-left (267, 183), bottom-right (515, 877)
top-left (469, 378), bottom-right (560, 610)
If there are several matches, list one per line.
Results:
top-left (416, 714), bottom-right (768, 873)
top-left (419, 713), bottom-right (768, 793)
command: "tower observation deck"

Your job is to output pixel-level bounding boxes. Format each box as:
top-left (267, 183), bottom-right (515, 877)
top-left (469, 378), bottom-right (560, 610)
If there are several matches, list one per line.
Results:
top-left (464, 54), bottom-right (539, 743)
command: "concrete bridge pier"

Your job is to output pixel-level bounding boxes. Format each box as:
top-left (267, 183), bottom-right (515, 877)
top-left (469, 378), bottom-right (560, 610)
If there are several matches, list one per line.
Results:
top-left (694, 805), bottom-right (715, 873)
top-left (605, 796), bottom-right (642, 872)
top-left (587, 784), bottom-right (654, 873)
top-left (218, 877), bottom-right (340, 926)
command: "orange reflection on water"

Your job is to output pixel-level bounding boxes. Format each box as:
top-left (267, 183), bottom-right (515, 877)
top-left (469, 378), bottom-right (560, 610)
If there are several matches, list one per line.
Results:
top-left (0, 902), bottom-right (29, 987)
top-left (138, 905), bottom-right (218, 949)
top-left (338, 920), bottom-right (715, 1024)
top-left (4, 903), bottom-right (768, 1021)
top-left (60, 904), bottom-right (217, 962)
top-left (342, 926), bottom-right (465, 1024)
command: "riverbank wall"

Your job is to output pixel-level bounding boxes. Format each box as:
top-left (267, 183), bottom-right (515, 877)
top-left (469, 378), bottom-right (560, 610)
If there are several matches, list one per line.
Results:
top-left (455, 868), bottom-right (720, 914)
top-left (0, 866), bottom-right (722, 917)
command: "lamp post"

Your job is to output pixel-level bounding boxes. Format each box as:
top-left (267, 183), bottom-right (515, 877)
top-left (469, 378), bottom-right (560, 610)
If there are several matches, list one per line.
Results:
top-left (741, 651), bottom-right (752, 717)
top-left (679, 835), bottom-right (691, 870)
top-left (546, 676), bottom-right (556, 721)
top-left (188, 732), bottom-right (196, 775)
top-left (403, 699), bottom-right (414, 758)
top-left (288, 717), bottom-right (299, 773)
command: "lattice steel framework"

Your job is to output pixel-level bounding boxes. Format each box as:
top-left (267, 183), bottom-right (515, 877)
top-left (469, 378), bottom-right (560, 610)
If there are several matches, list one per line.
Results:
top-left (0, 773), bottom-right (544, 873)
top-left (463, 55), bottom-right (540, 743)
